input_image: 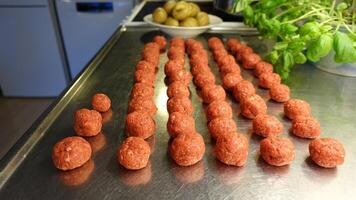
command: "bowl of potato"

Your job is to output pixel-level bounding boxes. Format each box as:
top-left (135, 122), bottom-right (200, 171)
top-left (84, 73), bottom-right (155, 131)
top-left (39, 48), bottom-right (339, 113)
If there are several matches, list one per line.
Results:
top-left (144, 0), bottom-right (223, 38)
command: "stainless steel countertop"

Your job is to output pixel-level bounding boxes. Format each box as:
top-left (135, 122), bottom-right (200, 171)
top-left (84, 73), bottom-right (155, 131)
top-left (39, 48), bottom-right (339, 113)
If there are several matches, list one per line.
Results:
top-left (0, 26), bottom-right (355, 200)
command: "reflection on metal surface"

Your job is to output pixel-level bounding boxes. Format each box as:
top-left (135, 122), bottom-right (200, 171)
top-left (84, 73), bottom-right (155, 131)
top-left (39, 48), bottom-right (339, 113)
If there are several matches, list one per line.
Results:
top-left (85, 132), bottom-right (107, 154)
top-left (173, 161), bottom-right (205, 184)
top-left (146, 135), bottom-right (156, 155)
top-left (155, 85), bottom-right (168, 117)
top-left (213, 159), bottom-right (245, 185)
top-left (59, 159), bottom-right (95, 186)
top-left (118, 161), bottom-right (152, 186)
top-left (101, 109), bottom-right (113, 124)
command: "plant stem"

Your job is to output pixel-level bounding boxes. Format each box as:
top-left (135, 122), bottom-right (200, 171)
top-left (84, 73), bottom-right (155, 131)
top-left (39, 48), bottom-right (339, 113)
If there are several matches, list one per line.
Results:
top-left (281, 8), bottom-right (326, 24)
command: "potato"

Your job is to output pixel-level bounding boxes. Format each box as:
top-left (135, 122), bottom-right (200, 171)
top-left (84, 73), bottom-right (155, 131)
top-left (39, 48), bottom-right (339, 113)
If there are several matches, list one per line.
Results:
top-left (153, 7), bottom-right (168, 24)
top-left (163, 0), bottom-right (176, 14)
top-left (172, 1), bottom-right (190, 21)
top-left (189, 3), bottom-right (200, 17)
top-left (180, 17), bottom-right (199, 27)
top-left (165, 17), bottom-right (179, 26)
top-left (196, 12), bottom-right (209, 26)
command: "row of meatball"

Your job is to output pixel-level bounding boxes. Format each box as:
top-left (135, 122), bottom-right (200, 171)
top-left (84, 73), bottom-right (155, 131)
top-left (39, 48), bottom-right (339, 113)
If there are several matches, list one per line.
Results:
top-left (118, 36), bottom-right (166, 170)
top-left (224, 37), bottom-right (345, 168)
top-left (52, 93), bottom-right (112, 171)
top-left (165, 37), bottom-right (206, 167)
top-left (186, 38), bottom-right (248, 167)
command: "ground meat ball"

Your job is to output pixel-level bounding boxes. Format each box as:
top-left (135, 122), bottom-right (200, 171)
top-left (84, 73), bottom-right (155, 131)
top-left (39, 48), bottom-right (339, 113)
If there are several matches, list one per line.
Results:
top-left (227, 38), bottom-right (240, 51)
top-left (252, 114), bottom-right (283, 137)
top-left (260, 137), bottom-right (295, 166)
top-left (193, 72), bottom-right (216, 88)
top-left (168, 47), bottom-right (185, 60)
top-left (136, 60), bottom-right (156, 74)
top-left (165, 60), bottom-right (183, 77)
top-left (190, 50), bottom-right (208, 61)
top-left (201, 85), bottom-right (226, 104)
top-left (269, 84), bottom-right (290, 103)
top-left (186, 43), bottom-right (204, 55)
top-left (125, 111), bottom-right (155, 139)
top-left (128, 97), bottom-right (157, 117)
top-left (52, 136), bottom-right (92, 171)
top-left (219, 62), bottom-right (241, 76)
top-left (167, 97), bottom-right (194, 115)
top-left (189, 56), bottom-right (209, 68)
top-left (213, 49), bottom-right (228, 61)
top-left (91, 93), bottom-right (111, 113)
top-left (242, 53), bottom-right (261, 69)
top-left (190, 63), bottom-right (210, 76)
top-left (222, 72), bottom-right (243, 91)
top-left (142, 51), bottom-right (159, 67)
top-left (236, 45), bottom-right (253, 61)
top-left (131, 83), bottom-right (154, 99)
top-left (118, 137), bottom-right (150, 170)
top-left (309, 138), bottom-right (345, 168)
top-left (208, 117), bottom-right (237, 140)
top-left (254, 61), bottom-right (273, 77)
top-left (208, 37), bottom-right (224, 50)
top-left (171, 37), bottom-right (185, 48)
top-left (259, 72), bottom-right (281, 89)
top-left (170, 132), bottom-right (205, 166)
top-left (143, 42), bottom-right (160, 53)
top-left (169, 70), bottom-right (192, 86)
top-left (284, 99), bottom-right (311, 119)
top-left (232, 80), bottom-right (256, 102)
top-left (230, 42), bottom-right (243, 54)
top-left (74, 109), bottom-right (102, 137)
top-left (134, 69), bottom-right (155, 86)
top-left (215, 132), bottom-right (248, 166)
top-left (167, 112), bottom-right (196, 138)
top-left (206, 100), bottom-right (233, 121)
top-left (240, 94), bottom-right (267, 119)
top-left (217, 55), bottom-right (235, 67)
top-left (291, 116), bottom-right (320, 139)
top-left (167, 81), bottom-right (190, 98)
top-left (153, 35), bottom-right (166, 51)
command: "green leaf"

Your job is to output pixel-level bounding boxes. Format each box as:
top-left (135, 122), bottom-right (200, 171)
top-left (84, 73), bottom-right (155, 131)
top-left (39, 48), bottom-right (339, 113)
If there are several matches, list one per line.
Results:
top-left (300, 21), bottom-right (320, 39)
top-left (233, 0), bottom-right (250, 13)
top-left (283, 51), bottom-right (294, 71)
top-left (274, 42), bottom-right (288, 50)
top-left (333, 32), bottom-right (356, 63)
top-left (336, 2), bottom-right (348, 12)
top-left (266, 51), bottom-right (279, 64)
top-left (287, 41), bottom-right (305, 52)
top-left (306, 34), bottom-right (333, 62)
top-left (281, 24), bottom-right (298, 34)
top-left (294, 52), bottom-right (307, 64)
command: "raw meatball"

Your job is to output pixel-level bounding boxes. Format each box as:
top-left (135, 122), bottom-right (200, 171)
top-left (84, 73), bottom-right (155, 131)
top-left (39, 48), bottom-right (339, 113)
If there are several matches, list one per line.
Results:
top-left (309, 138), bottom-right (345, 168)
top-left (260, 137), bottom-right (295, 166)
top-left (236, 45), bottom-right (253, 61)
top-left (291, 116), bottom-right (320, 139)
top-left (232, 80), bottom-right (256, 102)
top-left (167, 97), bottom-right (194, 115)
top-left (190, 50), bottom-right (208, 62)
top-left (254, 61), bottom-right (273, 77)
top-left (170, 37), bottom-right (185, 48)
top-left (190, 63), bottom-right (210, 76)
top-left (222, 72), bottom-right (243, 91)
top-left (252, 114), bottom-right (283, 137)
top-left (215, 132), bottom-right (248, 166)
top-left (153, 35), bottom-right (167, 51)
top-left (240, 94), bottom-right (267, 119)
top-left (213, 49), bottom-right (228, 61)
top-left (259, 72), bottom-right (281, 89)
top-left (193, 72), bottom-right (216, 88)
top-left (217, 55), bottom-right (235, 68)
top-left (242, 53), bottom-right (261, 69)
top-left (230, 42), bottom-right (243, 54)
top-left (189, 56), bottom-right (208, 68)
top-left (170, 132), bottom-right (205, 166)
top-left (168, 47), bottom-right (185, 61)
top-left (131, 83), bottom-right (154, 99)
top-left (269, 84), bottom-right (290, 102)
top-left (284, 99), bottom-right (311, 119)
top-left (125, 111), bottom-right (155, 139)
top-left (165, 60), bottom-right (183, 77)
top-left (206, 100), bottom-right (233, 121)
top-left (169, 70), bottom-right (192, 86)
top-left (219, 62), bottom-right (241, 76)
top-left (128, 97), bottom-right (157, 117)
top-left (201, 84), bottom-right (226, 104)
top-left (208, 37), bottom-right (223, 50)
top-left (143, 42), bottom-right (160, 53)
top-left (142, 51), bottom-right (159, 67)
top-left (208, 117), bottom-right (237, 140)
top-left (52, 136), bottom-right (92, 171)
top-left (227, 38), bottom-right (240, 51)
top-left (167, 81), bottom-right (190, 98)
top-left (91, 93), bottom-right (111, 113)
top-left (74, 109), bottom-right (102, 137)
top-left (167, 112), bottom-right (196, 138)
top-left (134, 69), bottom-right (155, 86)
top-left (136, 60), bottom-right (156, 73)
top-left (118, 137), bottom-right (150, 170)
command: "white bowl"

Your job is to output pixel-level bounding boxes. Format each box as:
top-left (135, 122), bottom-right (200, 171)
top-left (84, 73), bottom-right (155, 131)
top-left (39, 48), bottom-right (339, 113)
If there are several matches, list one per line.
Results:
top-left (144, 14), bottom-right (223, 38)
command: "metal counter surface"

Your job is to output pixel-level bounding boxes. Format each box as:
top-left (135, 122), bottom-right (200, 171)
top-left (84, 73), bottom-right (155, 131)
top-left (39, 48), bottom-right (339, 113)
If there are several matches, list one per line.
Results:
top-left (0, 27), bottom-right (355, 200)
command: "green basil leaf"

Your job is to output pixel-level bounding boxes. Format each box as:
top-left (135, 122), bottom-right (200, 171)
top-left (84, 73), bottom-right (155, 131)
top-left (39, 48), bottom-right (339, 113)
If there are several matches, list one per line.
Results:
top-left (287, 41), bottom-right (305, 52)
top-left (281, 24), bottom-right (298, 34)
top-left (266, 51), bottom-right (279, 64)
top-left (307, 34), bottom-right (333, 62)
top-left (336, 2), bottom-right (348, 12)
top-left (294, 52), bottom-right (307, 64)
top-left (283, 51), bottom-right (294, 71)
top-left (274, 42), bottom-right (288, 50)
top-left (333, 31), bottom-right (356, 63)
top-left (300, 21), bottom-right (320, 39)
top-left (233, 0), bottom-right (250, 13)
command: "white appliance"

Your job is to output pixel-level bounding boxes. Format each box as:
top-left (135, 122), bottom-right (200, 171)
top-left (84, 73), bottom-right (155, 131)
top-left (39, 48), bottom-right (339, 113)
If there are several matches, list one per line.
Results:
top-left (0, 0), bottom-right (70, 96)
top-left (55, 0), bottom-right (134, 79)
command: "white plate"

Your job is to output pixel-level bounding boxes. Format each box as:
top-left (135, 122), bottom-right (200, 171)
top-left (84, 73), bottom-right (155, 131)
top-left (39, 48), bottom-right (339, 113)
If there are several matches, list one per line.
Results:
top-left (144, 14), bottom-right (223, 38)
